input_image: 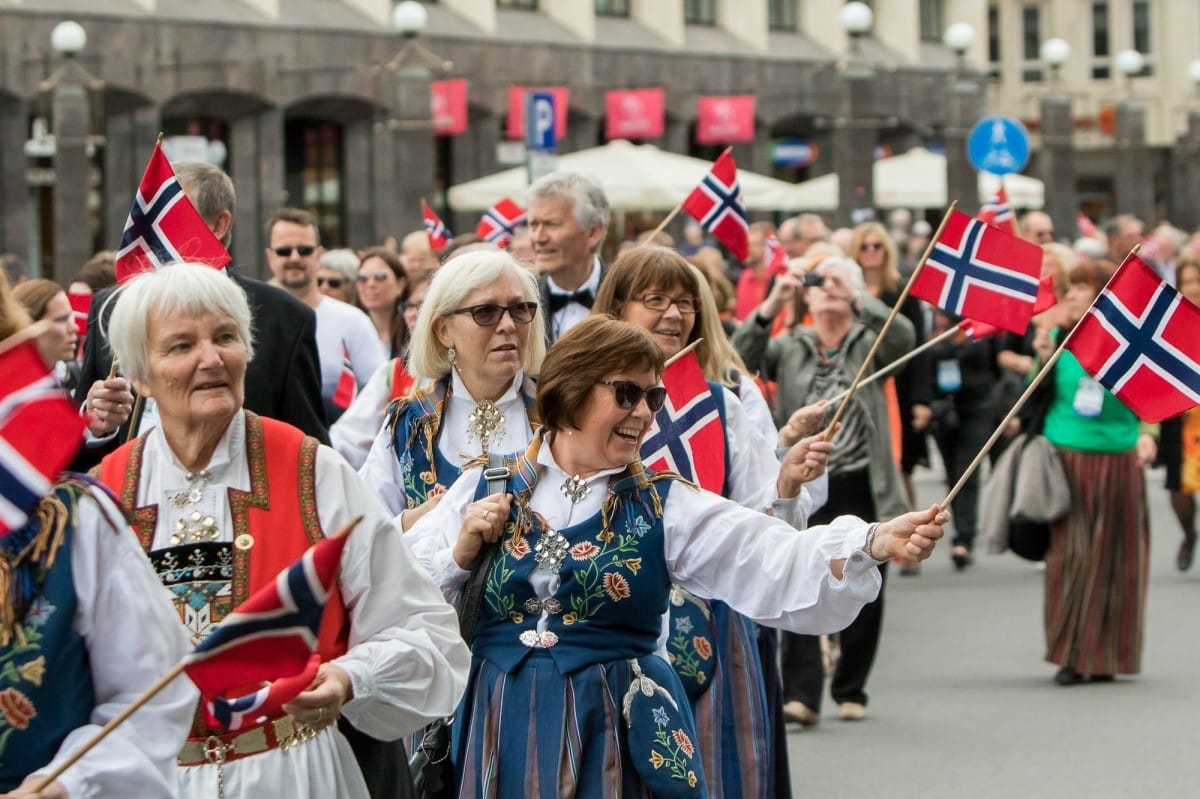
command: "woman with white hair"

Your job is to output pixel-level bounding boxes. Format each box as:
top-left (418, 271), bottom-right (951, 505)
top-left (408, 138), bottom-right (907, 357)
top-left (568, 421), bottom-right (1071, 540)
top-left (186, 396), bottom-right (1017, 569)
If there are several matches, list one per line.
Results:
top-left (359, 248), bottom-right (546, 524)
top-left (94, 263), bottom-right (469, 798)
top-left (733, 255), bottom-right (914, 725)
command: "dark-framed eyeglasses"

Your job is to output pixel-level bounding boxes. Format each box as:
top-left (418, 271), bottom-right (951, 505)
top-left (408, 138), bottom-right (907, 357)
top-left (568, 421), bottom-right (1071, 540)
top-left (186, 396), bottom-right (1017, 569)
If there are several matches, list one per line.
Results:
top-left (859, 241), bottom-right (885, 252)
top-left (403, 300), bottom-right (424, 313)
top-left (271, 245), bottom-right (316, 258)
top-left (632, 293), bottom-right (698, 315)
top-left (357, 271), bottom-right (392, 283)
top-left (449, 301), bottom-right (539, 327)
top-left (316, 276), bottom-right (344, 289)
top-left (596, 380), bottom-right (667, 412)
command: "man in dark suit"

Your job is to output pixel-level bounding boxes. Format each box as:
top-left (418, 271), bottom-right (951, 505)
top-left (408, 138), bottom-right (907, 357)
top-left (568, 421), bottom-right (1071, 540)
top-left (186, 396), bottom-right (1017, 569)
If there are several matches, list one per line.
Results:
top-left (527, 171), bottom-right (610, 344)
top-left (74, 162), bottom-right (328, 467)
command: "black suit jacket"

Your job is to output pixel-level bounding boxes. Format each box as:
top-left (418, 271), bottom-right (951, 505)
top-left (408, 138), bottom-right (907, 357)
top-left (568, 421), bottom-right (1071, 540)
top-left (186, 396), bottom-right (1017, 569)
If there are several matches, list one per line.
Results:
top-left (72, 269), bottom-right (329, 469)
top-left (537, 259), bottom-right (608, 346)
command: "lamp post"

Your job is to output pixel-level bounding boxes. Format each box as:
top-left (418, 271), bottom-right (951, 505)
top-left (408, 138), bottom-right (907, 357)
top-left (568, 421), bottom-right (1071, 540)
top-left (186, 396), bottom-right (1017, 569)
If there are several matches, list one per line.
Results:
top-left (943, 23), bottom-right (979, 214)
top-left (833, 1), bottom-right (876, 226)
top-left (46, 20), bottom-right (95, 281)
top-left (1038, 37), bottom-right (1076, 237)
top-left (1112, 49), bottom-right (1153, 223)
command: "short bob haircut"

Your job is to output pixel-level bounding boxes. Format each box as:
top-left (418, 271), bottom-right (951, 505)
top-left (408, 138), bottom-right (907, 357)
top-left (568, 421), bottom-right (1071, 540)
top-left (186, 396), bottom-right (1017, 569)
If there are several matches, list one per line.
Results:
top-left (108, 263), bottom-right (255, 384)
top-left (536, 315), bottom-right (664, 432)
top-left (408, 247), bottom-right (546, 382)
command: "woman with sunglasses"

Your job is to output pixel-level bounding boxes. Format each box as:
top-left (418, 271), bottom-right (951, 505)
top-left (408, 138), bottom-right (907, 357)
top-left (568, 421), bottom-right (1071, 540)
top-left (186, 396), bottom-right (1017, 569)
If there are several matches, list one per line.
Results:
top-left (356, 247), bottom-right (409, 358)
top-left (317, 249), bottom-right (360, 306)
top-left (359, 249), bottom-right (546, 528)
top-left (406, 315), bottom-right (948, 798)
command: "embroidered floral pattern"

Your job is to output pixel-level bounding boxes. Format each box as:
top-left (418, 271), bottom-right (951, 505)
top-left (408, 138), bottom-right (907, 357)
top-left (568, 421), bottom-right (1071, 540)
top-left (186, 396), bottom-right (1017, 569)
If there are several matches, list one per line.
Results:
top-left (484, 523), bottom-right (520, 620)
top-left (603, 573), bottom-right (631, 601)
top-left (24, 598), bottom-right (55, 629)
top-left (626, 514), bottom-right (651, 539)
top-left (674, 616), bottom-right (693, 635)
top-left (666, 629), bottom-right (707, 686)
top-left (652, 706), bottom-right (669, 726)
top-left (649, 724), bottom-right (699, 787)
top-left (692, 636), bottom-right (713, 660)
top-left (506, 535), bottom-right (531, 559)
top-left (0, 688), bottom-right (35, 730)
top-left (569, 541), bottom-right (599, 561)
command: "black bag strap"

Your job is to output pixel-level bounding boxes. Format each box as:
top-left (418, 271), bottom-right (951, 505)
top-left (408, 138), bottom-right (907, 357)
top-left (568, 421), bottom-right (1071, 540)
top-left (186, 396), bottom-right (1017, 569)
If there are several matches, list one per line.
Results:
top-left (454, 453), bottom-right (508, 647)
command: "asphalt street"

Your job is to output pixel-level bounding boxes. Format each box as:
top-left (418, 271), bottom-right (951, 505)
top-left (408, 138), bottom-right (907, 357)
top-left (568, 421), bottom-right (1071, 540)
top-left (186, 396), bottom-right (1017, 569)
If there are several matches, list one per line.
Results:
top-left (786, 463), bottom-right (1200, 799)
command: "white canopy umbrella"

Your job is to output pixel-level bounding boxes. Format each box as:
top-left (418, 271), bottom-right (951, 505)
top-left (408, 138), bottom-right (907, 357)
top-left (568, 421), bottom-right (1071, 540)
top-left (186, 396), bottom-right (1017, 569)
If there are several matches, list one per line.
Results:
top-left (447, 139), bottom-right (807, 211)
top-left (783, 148), bottom-right (1045, 211)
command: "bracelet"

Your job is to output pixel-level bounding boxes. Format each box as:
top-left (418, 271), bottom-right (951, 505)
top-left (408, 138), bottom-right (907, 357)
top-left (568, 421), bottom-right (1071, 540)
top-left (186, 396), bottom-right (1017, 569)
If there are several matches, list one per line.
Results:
top-left (861, 522), bottom-right (881, 561)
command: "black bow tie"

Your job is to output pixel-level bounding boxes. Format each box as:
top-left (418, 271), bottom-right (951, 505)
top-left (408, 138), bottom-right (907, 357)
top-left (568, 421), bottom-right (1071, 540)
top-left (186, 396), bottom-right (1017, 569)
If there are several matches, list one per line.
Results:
top-left (547, 288), bottom-right (594, 313)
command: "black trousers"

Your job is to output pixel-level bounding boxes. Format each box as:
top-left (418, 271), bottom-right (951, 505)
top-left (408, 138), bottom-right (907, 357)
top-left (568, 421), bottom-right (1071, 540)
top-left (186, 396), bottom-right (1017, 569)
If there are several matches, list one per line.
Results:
top-left (780, 468), bottom-right (886, 711)
top-left (932, 399), bottom-right (994, 550)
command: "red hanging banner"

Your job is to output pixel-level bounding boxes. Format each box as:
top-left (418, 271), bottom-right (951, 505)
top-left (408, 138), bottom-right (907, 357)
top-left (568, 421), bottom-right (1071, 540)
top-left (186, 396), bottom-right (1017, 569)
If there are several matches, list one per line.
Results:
top-left (605, 88), bottom-right (665, 140)
top-left (431, 78), bottom-right (468, 136)
top-left (696, 95), bottom-right (756, 144)
top-left (506, 86), bottom-right (569, 141)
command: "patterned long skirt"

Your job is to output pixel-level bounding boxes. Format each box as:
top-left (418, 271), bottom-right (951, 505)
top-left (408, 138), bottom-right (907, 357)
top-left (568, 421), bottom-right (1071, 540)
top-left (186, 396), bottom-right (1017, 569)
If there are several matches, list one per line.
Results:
top-left (1044, 448), bottom-right (1149, 675)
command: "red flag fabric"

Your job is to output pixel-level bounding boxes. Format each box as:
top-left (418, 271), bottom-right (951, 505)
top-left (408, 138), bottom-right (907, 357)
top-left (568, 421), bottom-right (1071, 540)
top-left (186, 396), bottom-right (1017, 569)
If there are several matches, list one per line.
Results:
top-left (639, 352), bottom-right (726, 493)
top-left (605, 88), bottom-right (665, 140)
top-left (764, 232), bottom-right (788, 276)
top-left (681, 150), bottom-right (750, 262)
top-left (476, 198), bottom-right (527, 249)
top-left (67, 290), bottom-right (91, 345)
top-left (506, 86), bottom-right (569, 141)
top-left (183, 530), bottom-right (349, 730)
top-left (332, 343), bottom-right (357, 411)
top-left (422, 199), bottom-right (451, 252)
top-left (977, 185), bottom-right (1016, 236)
top-left (910, 209), bottom-right (1043, 335)
top-left (1077, 213), bottom-right (1098, 238)
top-left (431, 78), bottom-right (468, 136)
top-left (114, 142), bottom-right (231, 284)
top-left (696, 95), bottom-right (756, 144)
top-left (960, 272), bottom-right (1058, 339)
top-left (0, 339), bottom-right (86, 537)
top-left (1063, 254), bottom-right (1200, 423)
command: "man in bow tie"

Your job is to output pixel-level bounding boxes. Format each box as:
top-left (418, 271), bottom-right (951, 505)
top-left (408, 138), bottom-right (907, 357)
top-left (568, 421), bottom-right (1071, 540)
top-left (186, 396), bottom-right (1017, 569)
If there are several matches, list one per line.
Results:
top-left (527, 172), bottom-right (610, 344)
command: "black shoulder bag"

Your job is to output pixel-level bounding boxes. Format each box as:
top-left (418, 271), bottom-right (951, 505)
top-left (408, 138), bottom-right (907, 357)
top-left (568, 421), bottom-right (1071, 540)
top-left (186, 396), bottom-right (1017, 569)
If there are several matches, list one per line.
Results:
top-left (409, 454), bottom-right (507, 799)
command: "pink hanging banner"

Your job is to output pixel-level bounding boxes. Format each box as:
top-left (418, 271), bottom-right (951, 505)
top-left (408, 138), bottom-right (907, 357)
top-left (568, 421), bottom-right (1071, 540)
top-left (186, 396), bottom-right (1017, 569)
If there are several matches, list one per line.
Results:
top-left (605, 88), bottom-right (665, 140)
top-left (696, 95), bottom-right (756, 144)
top-left (431, 79), bottom-right (468, 136)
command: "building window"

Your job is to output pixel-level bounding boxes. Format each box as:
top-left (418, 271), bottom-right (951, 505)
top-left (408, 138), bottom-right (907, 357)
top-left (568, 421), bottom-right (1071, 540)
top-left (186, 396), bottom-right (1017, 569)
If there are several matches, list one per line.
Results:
top-left (1131, 0), bottom-right (1153, 75)
top-left (919, 0), bottom-right (944, 43)
top-left (595, 0), bottom-right (629, 14)
top-left (1091, 2), bottom-right (1110, 79)
top-left (987, 3), bottom-right (1000, 80)
top-left (1020, 4), bottom-right (1043, 82)
top-left (768, 0), bottom-right (797, 31)
top-left (285, 120), bottom-right (344, 247)
top-left (684, 0), bottom-right (716, 25)
top-left (496, 0), bottom-right (537, 8)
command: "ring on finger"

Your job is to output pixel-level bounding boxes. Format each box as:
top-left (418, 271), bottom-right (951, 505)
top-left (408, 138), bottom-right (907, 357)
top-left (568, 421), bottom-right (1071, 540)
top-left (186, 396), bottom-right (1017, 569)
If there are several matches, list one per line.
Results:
top-left (474, 508), bottom-right (487, 520)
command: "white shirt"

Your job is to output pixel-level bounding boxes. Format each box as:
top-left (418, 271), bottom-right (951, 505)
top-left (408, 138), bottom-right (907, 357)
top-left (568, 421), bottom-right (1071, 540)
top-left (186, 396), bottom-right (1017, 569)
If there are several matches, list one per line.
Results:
top-left (313, 297), bottom-right (387, 403)
top-left (331, 360), bottom-right (430, 471)
top-left (358, 370), bottom-right (536, 518)
top-left (407, 441), bottom-right (882, 641)
top-left (546, 256), bottom-right (602, 341)
top-left (29, 485), bottom-right (195, 799)
top-left (734, 374), bottom-right (829, 512)
top-left (135, 412), bottom-right (471, 798)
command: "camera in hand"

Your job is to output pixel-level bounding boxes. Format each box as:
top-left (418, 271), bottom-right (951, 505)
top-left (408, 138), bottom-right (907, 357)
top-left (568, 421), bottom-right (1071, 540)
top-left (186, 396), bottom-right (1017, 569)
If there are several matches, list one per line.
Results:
top-left (802, 271), bottom-right (825, 287)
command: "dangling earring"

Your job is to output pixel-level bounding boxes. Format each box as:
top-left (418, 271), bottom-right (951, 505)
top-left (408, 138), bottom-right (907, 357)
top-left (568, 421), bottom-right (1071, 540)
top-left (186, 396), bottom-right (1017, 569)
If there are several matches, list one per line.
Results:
top-left (448, 346), bottom-right (457, 368)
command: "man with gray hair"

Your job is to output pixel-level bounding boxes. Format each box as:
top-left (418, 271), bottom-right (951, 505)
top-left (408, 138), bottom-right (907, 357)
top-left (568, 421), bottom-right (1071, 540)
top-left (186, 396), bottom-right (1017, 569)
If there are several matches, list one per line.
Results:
top-left (526, 171), bottom-right (610, 343)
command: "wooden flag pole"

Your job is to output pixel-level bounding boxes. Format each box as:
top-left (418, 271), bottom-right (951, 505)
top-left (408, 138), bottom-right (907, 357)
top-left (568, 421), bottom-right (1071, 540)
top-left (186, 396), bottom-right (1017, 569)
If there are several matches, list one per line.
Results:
top-left (649, 146), bottom-right (733, 241)
top-left (663, 338), bottom-right (703, 368)
top-left (822, 325), bottom-right (963, 407)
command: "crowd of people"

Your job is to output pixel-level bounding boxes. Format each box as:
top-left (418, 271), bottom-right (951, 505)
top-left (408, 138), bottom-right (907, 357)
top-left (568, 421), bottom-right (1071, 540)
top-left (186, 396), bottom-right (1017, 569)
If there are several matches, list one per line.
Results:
top-left (1, 158), bottom-right (1196, 798)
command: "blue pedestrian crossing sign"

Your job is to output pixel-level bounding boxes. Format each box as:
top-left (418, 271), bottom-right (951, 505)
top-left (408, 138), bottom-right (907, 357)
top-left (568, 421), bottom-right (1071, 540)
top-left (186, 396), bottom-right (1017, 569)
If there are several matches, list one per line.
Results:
top-left (967, 116), bottom-right (1030, 176)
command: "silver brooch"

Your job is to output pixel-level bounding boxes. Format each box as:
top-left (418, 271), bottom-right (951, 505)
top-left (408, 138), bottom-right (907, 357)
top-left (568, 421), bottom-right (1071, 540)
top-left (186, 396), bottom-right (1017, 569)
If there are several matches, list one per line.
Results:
top-left (168, 470), bottom-right (210, 511)
top-left (467, 399), bottom-right (505, 454)
top-left (560, 474), bottom-right (590, 504)
top-left (534, 529), bottom-right (570, 574)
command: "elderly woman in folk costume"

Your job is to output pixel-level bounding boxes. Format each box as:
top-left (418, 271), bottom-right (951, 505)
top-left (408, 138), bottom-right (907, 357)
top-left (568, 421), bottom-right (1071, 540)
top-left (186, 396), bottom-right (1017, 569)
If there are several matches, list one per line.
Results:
top-left (0, 275), bottom-right (194, 799)
top-left (93, 263), bottom-right (469, 798)
top-left (591, 246), bottom-right (826, 798)
top-left (407, 315), bottom-right (948, 798)
top-left (359, 248), bottom-right (546, 526)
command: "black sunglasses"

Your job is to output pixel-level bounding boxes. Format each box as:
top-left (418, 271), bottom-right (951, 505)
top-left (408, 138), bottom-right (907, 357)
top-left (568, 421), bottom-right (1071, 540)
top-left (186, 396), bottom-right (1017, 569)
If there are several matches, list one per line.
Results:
top-left (449, 301), bottom-right (538, 327)
top-left (357, 271), bottom-right (393, 283)
top-left (596, 380), bottom-right (667, 412)
top-left (317, 276), bottom-right (344, 289)
top-left (272, 245), bottom-right (316, 257)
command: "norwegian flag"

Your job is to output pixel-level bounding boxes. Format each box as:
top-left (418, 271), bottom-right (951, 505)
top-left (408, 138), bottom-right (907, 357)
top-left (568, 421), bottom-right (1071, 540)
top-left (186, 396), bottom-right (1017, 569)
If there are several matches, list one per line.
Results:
top-left (639, 352), bottom-right (726, 493)
top-left (476, 197), bottom-right (526, 249)
top-left (1077, 213), bottom-right (1098, 239)
top-left (1064, 254), bottom-right (1200, 423)
top-left (977, 185), bottom-right (1016, 235)
top-left (0, 339), bottom-right (86, 537)
top-left (332, 343), bottom-right (357, 410)
top-left (960, 272), bottom-right (1058, 340)
top-left (422, 198), bottom-right (451, 253)
top-left (764, 232), bottom-right (788, 276)
top-left (681, 149), bottom-right (749, 262)
top-left (114, 142), bottom-right (231, 284)
top-left (183, 529), bottom-right (349, 731)
top-left (910, 209), bottom-right (1043, 335)
top-left (205, 654), bottom-right (320, 732)
top-left (67, 290), bottom-right (91, 353)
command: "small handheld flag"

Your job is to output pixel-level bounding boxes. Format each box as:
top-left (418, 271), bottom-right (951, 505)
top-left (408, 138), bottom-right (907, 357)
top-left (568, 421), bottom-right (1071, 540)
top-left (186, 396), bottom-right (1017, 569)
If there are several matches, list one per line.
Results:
top-left (332, 343), bottom-right (357, 411)
top-left (977, 185), bottom-right (1015, 236)
top-left (681, 149), bottom-right (749, 261)
top-left (764, 232), bottom-right (788, 276)
top-left (639, 351), bottom-right (726, 493)
top-left (422, 199), bottom-right (451, 252)
top-left (476, 198), bottom-right (526, 249)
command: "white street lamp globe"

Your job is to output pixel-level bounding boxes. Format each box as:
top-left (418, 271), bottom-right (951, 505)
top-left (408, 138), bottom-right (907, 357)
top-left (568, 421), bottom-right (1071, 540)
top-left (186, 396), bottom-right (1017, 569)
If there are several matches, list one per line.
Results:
top-left (1115, 49), bottom-right (1145, 77)
top-left (392, 1), bottom-right (428, 36)
top-left (1040, 38), bottom-right (1071, 66)
top-left (943, 23), bottom-right (976, 54)
top-left (839, 2), bottom-right (874, 36)
top-left (1187, 59), bottom-right (1200, 86)
top-left (50, 21), bottom-right (87, 55)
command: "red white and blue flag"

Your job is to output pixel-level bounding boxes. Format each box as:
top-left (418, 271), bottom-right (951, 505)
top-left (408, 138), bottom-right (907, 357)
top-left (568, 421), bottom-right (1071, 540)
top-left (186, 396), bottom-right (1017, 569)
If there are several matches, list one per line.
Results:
top-left (114, 142), bottom-right (231, 284)
top-left (476, 197), bottom-right (526, 249)
top-left (1064, 254), bottom-right (1200, 423)
top-left (639, 352), bottom-right (726, 493)
top-left (183, 528), bottom-right (350, 731)
top-left (764, 232), bottom-right (788, 276)
top-left (977, 185), bottom-right (1016, 235)
top-left (960, 272), bottom-right (1058, 340)
top-left (332, 342), bottom-right (357, 410)
top-left (0, 339), bottom-right (86, 538)
top-left (682, 149), bottom-right (749, 262)
top-left (422, 198), bottom-right (451, 253)
top-left (910, 209), bottom-right (1043, 335)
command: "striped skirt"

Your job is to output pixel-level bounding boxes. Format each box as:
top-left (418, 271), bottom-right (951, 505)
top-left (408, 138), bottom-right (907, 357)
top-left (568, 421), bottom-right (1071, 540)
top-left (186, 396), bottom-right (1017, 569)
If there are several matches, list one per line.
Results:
top-left (1044, 448), bottom-right (1149, 675)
